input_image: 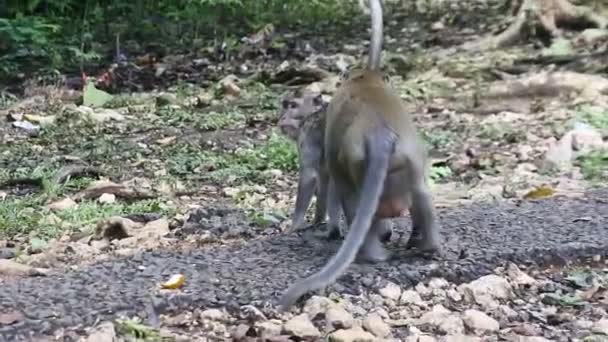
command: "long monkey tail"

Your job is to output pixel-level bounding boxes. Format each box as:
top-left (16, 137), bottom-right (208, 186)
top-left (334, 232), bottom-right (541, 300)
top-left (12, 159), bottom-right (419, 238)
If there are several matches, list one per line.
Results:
top-left (278, 125), bottom-right (396, 310)
top-left (367, 0), bottom-right (383, 70)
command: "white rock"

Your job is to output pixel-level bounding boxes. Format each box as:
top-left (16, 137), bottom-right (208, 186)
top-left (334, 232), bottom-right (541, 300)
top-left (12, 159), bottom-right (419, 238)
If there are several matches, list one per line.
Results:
top-left (47, 197), bottom-right (77, 211)
top-left (400, 290), bottom-right (424, 306)
top-left (439, 315), bottom-right (466, 335)
top-left (98, 193), bottom-right (116, 204)
top-left (446, 289), bottom-right (462, 302)
top-left (517, 337), bottom-right (552, 342)
top-left (415, 283), bottom-right (431, 296)
top-left (571, 122), bottom-right (605, 155)
top-left (428, 278), bottom-right (449, 289)
top-left (417, 305), bottom-right (464, 335)
top-left (326, 306), bottom-right (355, 330)
top-left (591, 319), bottom-right (608, 335)
top-left (303, 296), bottom-right (333, 319)
top-left (283, 314), bottom-right (321, 338)
top-left (544, 134), bottom-right (573, 169)
top-left (575, 319), bottom-right (594, 329)
top-left (363, 313), bottom-right (391, 338)
top-left (440, 335), bottom-right (482, 342)
top-left (255, 320), bottom-right (282, 337)
top-left (85, 321), bottom-right (116, 342)
top-left (462, 309), bottom-right (499, 335)
top-left (328, 327), bottom-right (375, 342)
top-left (498, 305), bottom-right (519, 320)
top-left (379, 282), bottom-right (402, 301)
top-left (419, 336), bottom-right (437, 342)
top-left (506, 263), bottom-right (537, 286)
top-left (200, 308), bottom-right (225, 321)
top-left (458, 275), bottom-right (512, 309)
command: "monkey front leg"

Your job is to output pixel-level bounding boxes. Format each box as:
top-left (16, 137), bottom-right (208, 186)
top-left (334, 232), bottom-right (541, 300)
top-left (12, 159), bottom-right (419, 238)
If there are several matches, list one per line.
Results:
top-left (286, 166), bottom-right (317, 234)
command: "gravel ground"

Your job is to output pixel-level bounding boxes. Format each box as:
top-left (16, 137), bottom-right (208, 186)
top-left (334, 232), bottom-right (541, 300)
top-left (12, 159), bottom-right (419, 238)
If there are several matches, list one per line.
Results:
top-left (1, 188), bottom-right (607, 341)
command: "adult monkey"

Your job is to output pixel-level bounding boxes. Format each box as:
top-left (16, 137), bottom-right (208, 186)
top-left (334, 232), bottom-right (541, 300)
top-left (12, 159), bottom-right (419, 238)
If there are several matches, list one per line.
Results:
top-left (278, 0), bottom-right (440, 309)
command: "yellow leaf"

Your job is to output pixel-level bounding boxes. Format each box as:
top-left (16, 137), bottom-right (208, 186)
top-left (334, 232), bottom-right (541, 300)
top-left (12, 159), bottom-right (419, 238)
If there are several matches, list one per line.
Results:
top-left (161, 274), bottom-right (185, 289)
top-left (523, 186), bottom-right (555, 200)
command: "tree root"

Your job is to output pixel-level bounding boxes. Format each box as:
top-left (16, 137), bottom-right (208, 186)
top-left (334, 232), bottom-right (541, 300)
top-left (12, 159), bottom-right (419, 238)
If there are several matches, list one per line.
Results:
top-left (462, 0), bottom-right (608, 51)
top-left (444, 71), bottom-right (608, 114)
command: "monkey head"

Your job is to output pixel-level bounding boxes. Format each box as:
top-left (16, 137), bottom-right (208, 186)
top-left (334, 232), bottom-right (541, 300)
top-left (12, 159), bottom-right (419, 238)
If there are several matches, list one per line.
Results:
top-left (277, 90), bottom-right (327, 140)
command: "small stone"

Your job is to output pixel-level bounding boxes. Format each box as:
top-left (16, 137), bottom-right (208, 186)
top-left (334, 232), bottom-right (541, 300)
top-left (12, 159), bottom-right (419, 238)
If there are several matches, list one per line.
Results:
top-left (458, 275), bottom-right (512, 309)
top-left (517, 337), bottom-right (552, 342)
top-left (84, 321), bottom-right (116, 342)
top-left (415, 283), bottom-right (431, 296)
top-left (575, 319), bottom-right (594, 329)
top-left (200, 308), bottom-right (225, 321)
top-left (47, 197), bottom-right (77, 211)
top-left (328, 327), bottom-right (375, 342)
top-left (283, 314), bottom-right (321, 338)
top-left (379, 282), bottom-right (402, 301)
top-left (400, 290), bottom-right (424, 306)
top-left (363, 313), bottom-right (391, 338)
top-left (326, 306), bottom-right (355, 330)
top-left (441, 335), bottom-right (482, 342)
top-left (447, 289), bottom-right (462, 302)
top-left (254, 320), bottom-right (282, 337)
top-left (303, 296), bottom-right (333, 319)
top-left (498, 305), bottom-right (518, 320)
top-left (418, 305), bottom-right (464, 335)
top-left (431, 21), bottom-right (445, 31)
top-left (506, 263), bottom-right (537, 286)
top-left (419, 336), bottom-right (437, 342)
top-left (439, 315), bottom-right (466, 335)
top-left (512, 323), bottom-right (542, 336)
top-left (428, 278), bottom-right (449, 289)
top-left (462, 309), bottom-right (499, 335)
top-left (240, 305), bottom-right (267, 321)
top-left (591, 319), bottom-right (608, 335)
top-left (98, 193), bottom-right (116, 204)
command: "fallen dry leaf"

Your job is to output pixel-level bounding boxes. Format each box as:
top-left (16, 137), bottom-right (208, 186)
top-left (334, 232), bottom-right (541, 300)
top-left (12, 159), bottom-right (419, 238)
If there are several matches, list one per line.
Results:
top-left (0, 259), bottom-right (49, 276)
top-left (523, 185), bottom-right (555, 200)
top-left (161, 274), bottom-right (185, 289)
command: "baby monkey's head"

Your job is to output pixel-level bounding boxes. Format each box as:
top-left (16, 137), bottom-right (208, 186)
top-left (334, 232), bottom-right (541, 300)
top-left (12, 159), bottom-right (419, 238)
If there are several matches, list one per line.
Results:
top-left (277, 89), bottom-right (327, 140)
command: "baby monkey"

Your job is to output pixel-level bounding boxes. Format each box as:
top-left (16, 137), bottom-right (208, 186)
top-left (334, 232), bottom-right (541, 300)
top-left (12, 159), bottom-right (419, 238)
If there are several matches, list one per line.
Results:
top-left (278, 89), bottom-right (393, 241)
top-left (277, 89), bottom-right (343, 238)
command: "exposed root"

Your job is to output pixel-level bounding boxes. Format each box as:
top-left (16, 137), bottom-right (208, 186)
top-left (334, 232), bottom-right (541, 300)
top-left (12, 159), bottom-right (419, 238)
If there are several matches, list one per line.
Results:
top-left (462, 0), bottom-right (608, 51)
top-left (53, 164), bottom-right (103, 184)
top-left (484, 71), bottom-right (608, 100)
top-left (445, 71), bottom-right (608, 114)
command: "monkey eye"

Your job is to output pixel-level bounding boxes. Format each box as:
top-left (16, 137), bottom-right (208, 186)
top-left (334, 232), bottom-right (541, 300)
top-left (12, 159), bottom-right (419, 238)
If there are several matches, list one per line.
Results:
top-left (313, 94), bottom-right (323, 106)
top-left (282, 99), bottom-right (297, 109)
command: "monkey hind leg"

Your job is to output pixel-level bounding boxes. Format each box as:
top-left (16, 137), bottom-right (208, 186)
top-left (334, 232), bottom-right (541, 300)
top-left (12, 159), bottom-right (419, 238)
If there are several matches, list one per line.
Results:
top-left (378, 218), bottom-right (393, 242)
top-left (405, 184), bottom-right (440, 253)
top-left (326, 176), bottom-right (345, 240)
top-left (358, 219), bottom-right (391, 263)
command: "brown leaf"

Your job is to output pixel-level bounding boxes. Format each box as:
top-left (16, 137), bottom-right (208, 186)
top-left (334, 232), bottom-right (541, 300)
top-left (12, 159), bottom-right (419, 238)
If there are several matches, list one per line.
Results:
top-left (523, 185), bottom-right (555, 200)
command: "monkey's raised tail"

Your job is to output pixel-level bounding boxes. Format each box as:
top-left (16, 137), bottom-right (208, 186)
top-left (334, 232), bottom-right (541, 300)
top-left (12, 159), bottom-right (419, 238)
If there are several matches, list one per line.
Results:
top-left (278, 124), bottom-right (396, 310)
top-left (367, 0), bottom-right (383, 70)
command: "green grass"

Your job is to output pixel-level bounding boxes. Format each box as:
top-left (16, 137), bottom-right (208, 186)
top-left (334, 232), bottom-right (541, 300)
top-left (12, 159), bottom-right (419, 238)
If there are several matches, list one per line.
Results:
top-left (576, 150), bottom-right (608, 184)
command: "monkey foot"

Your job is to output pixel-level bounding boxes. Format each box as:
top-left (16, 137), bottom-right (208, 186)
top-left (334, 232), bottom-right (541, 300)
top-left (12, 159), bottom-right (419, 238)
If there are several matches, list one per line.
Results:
top-left (404, 235), bottom-right (440, 254)
top-left (358, 242), bottom-right (390, 263)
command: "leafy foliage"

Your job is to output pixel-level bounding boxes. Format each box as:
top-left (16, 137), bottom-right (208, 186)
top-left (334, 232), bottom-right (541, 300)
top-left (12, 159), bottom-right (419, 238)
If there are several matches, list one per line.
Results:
top-left (1, 0), bottom-right (359, 80)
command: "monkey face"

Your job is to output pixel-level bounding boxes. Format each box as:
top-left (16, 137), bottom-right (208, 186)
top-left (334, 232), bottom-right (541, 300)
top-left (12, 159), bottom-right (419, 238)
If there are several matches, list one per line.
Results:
top-left (277, 92), bottom-right (326, 140)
